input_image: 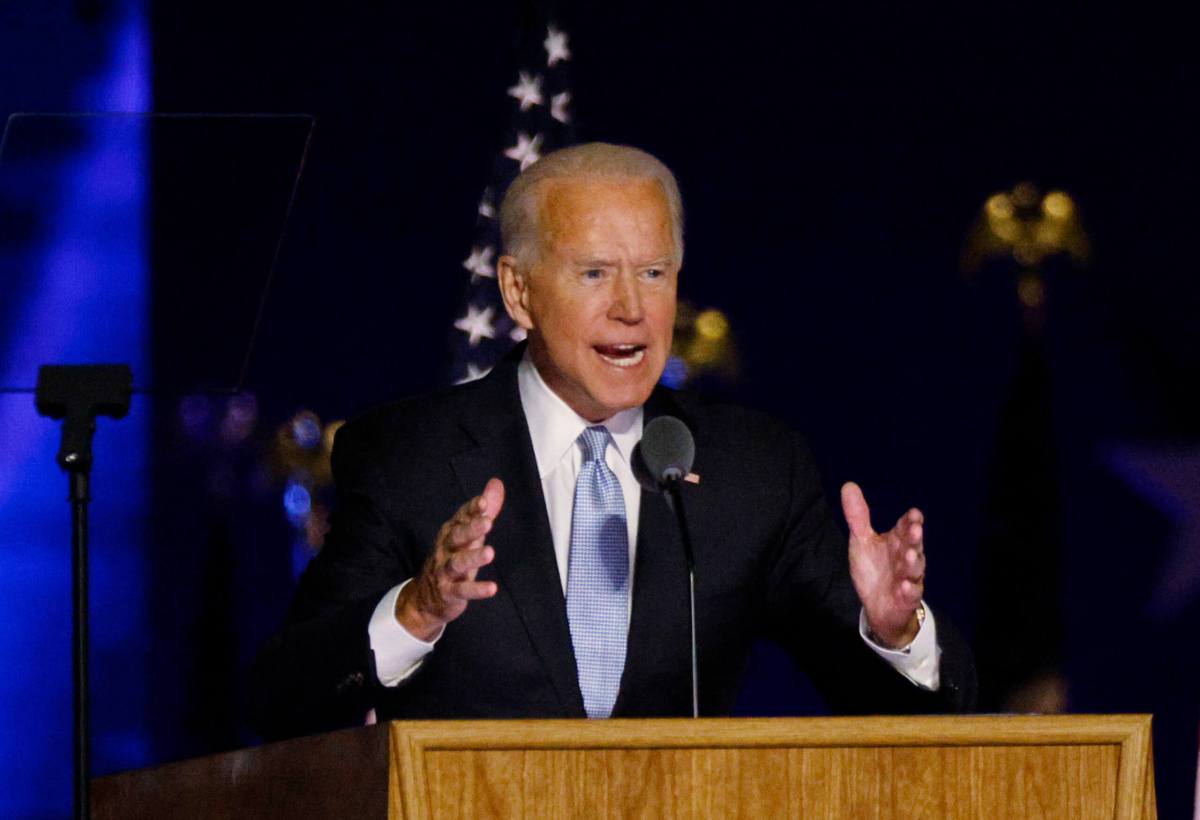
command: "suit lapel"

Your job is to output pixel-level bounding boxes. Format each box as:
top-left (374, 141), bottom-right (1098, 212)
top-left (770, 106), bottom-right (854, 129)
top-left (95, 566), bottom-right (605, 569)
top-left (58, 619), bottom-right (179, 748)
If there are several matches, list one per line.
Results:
top-left (448, 354), bottom-right (586, 717)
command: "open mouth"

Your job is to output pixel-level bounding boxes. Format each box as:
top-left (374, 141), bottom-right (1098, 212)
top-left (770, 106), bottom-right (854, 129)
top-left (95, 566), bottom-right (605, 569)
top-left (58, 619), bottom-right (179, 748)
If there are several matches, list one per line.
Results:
top-left (594, 343), bottom-right (646, 368)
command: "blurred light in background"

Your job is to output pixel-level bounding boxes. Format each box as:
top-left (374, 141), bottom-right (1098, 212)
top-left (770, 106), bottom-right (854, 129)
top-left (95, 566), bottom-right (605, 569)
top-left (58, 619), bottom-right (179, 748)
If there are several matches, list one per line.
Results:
top-left (664, 301), bottom-right (739, 387)
top-left (660, 355), bottom-right (689, 389)
top-left (291, 411), bottom-right (322, 449)
top-left (220, 392), bottom-right (258, 445)
top-left (966, 181), bottom-right (1089, 275)
top-left (270, 410), bottom-right (341, 576)
top-left (282, 481), bottom-right (312, 524)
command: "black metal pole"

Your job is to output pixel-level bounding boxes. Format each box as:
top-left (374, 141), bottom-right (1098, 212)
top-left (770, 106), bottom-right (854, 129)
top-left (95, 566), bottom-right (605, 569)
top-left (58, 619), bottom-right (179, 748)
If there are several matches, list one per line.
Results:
top-left (69, 469), bottom-right (90, 820)
top-left (686, 568), bottom-right (698, 719)
top-left (665, 480), bottom-right (699, 718)
top-left (35, 364), bottom-right (131, 820)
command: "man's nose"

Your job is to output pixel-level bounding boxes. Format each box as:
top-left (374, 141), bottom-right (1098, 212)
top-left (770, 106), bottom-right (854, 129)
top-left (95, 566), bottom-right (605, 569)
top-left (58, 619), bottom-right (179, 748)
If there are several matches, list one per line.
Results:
top-left (608, 272), bottom-right (644, 323)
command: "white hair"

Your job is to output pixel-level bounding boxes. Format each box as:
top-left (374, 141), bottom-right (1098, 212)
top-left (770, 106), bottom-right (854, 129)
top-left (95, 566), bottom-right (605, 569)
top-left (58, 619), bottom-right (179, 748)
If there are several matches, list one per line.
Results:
top-left (498, 142), bottom-right (684, 266)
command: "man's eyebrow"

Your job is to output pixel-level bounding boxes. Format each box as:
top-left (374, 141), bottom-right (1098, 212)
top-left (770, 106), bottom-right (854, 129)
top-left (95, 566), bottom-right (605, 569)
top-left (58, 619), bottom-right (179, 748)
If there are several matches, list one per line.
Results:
top-left (573, 257), bottom-right (673, 267)
top-left (567, 256), bottom-right (676, 270)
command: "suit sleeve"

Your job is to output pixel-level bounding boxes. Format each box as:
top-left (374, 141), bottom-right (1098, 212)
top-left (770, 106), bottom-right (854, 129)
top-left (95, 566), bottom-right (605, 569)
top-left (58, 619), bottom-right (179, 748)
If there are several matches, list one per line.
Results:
top-left (251, 421), bottom-right (423, 740)
top-left (760, 430), bottom-right (977, 714)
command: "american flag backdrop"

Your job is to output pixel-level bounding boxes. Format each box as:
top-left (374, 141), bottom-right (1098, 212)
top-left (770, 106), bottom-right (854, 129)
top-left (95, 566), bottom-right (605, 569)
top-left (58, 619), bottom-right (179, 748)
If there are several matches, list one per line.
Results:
top-left (447, 19), bottom-right (575, 384)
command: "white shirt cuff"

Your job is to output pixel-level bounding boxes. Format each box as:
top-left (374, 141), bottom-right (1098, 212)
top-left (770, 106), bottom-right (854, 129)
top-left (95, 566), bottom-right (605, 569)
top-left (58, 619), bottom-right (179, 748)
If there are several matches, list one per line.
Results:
top-left (367, 579), bottom-right (443, 687)
top-left (858, 602), bottom-right (941, 691)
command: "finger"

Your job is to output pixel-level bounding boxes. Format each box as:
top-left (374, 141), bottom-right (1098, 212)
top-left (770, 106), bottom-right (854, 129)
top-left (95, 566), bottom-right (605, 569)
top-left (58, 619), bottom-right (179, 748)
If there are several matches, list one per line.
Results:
top-left (446, 515), bottom-right (493, 550)
top-left (902, 546), bottom-right (926, 581)
top-left (840, 482), bottom-right (875, 539)
top-left (449, 579), bottom-right (498, 601)
top-left (445, 479), bottom-right (505, 540)
top-left (478, 477), bottom-right (506, 518)
top-left (451, 494), bottom-right (482, 525)
top-left (899, 578), bottom-right (924, 605)
top-left (895, 508), bottom-right (924, 547)
top-left (445, 546), bottom-right (495, 578)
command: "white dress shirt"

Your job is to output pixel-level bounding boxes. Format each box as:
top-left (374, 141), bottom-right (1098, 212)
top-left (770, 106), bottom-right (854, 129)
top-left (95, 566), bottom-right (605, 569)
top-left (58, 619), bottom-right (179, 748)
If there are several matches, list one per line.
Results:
top-left (368, 353), bottom-right (941, 691)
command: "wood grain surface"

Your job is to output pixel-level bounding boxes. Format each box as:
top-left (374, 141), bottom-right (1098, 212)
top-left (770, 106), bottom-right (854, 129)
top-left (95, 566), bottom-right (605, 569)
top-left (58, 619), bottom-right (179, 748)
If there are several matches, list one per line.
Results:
top-left (91, 715), bottom-right (1155, 819)
top-left (389, 715), bottom-right (1154, 820)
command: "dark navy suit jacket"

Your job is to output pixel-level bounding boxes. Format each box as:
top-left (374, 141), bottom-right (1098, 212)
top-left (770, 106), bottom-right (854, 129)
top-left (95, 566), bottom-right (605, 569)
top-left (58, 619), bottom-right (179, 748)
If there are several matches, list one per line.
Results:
top-left (253, 347), bottom-right (976, 740)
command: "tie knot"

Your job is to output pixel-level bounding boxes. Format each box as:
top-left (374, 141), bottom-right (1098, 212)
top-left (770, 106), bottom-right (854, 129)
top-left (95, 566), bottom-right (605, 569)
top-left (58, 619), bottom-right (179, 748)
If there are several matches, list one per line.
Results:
top-left (578, 426), bottom-right (611, 464)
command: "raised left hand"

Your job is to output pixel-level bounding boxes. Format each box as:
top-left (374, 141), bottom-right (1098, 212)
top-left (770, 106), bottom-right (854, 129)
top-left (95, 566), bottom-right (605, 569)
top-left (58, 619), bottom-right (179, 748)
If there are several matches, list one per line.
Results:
top-left (840, 481), bottom-right (926, 648)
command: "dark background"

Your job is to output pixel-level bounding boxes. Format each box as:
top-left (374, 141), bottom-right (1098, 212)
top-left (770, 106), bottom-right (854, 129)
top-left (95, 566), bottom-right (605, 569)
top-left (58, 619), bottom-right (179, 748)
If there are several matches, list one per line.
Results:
top-left (2, 1), bottom-right (1198, 816)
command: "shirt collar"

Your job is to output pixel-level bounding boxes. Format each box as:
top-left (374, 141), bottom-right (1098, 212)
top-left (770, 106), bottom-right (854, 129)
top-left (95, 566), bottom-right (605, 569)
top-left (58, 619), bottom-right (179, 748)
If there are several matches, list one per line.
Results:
top-left (517, 351), bottom-right (644, 478)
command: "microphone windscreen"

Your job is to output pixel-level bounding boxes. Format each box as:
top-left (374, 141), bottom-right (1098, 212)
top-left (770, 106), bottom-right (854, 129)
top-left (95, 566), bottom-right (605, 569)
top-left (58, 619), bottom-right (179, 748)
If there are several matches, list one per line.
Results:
top-left (631, 441), bottom-right (659, 492)
top-left (633, 415), bottom-right (695, 489)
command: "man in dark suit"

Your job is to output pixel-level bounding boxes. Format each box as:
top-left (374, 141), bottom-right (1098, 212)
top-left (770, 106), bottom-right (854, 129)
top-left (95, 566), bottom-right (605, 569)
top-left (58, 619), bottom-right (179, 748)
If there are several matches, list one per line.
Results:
top-left (252, 143), bottom-right (975, 740)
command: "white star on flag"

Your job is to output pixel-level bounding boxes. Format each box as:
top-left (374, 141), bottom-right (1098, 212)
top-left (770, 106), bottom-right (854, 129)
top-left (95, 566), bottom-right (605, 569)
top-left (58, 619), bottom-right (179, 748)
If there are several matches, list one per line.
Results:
top-left (462, 245), bottom-right (495, 279)
top-left (550, 91), bottom-right (571, 124)
top-left (455, 363), bottom-right (492, 385)
top-left (507, 71), bottom-right (544, 111)
top-left (504, 132), bottom-right (543, 170)
top-left (510, 325), bottom-right (527, 342)
top-left (478, 191), bottom-right (495, 219)
top-left (453, 304), bottom-right (496, 346)
top-left (544, 26), bottom-right (571, 67)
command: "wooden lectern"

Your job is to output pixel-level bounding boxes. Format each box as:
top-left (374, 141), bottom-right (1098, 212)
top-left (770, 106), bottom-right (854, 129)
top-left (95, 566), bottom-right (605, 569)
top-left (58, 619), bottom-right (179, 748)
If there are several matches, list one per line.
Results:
top-left (94, 714), bottom-right (1156, 819)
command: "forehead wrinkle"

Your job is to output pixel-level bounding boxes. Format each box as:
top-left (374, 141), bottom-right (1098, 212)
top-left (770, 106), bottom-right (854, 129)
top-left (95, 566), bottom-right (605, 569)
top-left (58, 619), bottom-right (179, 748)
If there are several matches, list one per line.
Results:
top-left (534, 175), bottom-right (677, 269)
top-left (557, 209), bottom-right (672, 257)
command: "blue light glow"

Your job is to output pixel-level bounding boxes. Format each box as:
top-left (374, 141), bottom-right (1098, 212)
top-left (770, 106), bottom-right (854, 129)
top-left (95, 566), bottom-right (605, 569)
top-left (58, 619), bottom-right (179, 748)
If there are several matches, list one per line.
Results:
top-left (660, 355), bottom-right (689, 388)
top-left (219, 392), bottom-right (258, 444)
top-left (179, 394), bottom-right (215, 440)
top-left (0, 4), bottom-right (151, 815)
top-left (283, 481), bottom-right (312, 523)
top-left (292, 413), bottom-right (322, 449)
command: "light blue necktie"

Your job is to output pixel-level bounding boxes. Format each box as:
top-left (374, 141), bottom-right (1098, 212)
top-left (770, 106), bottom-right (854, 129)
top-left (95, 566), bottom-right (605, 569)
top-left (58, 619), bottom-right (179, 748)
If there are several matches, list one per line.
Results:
top-left (566, 425), bottom-right (630, 718)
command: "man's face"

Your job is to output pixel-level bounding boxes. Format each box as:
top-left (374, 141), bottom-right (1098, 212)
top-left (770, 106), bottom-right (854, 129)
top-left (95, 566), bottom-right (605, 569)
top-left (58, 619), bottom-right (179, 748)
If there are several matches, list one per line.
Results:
top-left (501, 175), bottom-right (680, 422)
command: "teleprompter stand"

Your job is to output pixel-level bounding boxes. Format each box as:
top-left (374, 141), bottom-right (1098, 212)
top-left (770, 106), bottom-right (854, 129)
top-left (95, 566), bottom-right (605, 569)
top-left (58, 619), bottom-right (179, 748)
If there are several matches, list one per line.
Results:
top-left (1, 111), bottom-right (313, 819)
top-left (35, 364), bottom-right (133, 820)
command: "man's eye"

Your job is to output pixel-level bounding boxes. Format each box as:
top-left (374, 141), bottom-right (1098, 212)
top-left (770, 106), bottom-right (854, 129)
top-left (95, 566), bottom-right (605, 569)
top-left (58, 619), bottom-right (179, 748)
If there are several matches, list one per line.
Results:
top-left (583, 269), bottom-right (604, 279)
top-left (644, 268), bottom-right (663, 279)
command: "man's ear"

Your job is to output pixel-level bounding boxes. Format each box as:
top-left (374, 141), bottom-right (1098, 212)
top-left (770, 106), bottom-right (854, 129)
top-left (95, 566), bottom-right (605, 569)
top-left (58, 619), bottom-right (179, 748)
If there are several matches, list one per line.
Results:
top-left (497, 254), bottom-right (534, 330)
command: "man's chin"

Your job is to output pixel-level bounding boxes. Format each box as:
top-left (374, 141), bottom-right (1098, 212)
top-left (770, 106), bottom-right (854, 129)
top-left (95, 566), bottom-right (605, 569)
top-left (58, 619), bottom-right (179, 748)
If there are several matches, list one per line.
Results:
top-left (585, 381), bottom-right (658, 421)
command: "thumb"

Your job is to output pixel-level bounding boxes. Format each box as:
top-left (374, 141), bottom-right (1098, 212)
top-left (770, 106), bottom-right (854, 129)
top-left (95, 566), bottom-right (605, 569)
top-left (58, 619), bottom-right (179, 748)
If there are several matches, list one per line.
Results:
top-left (840, 481), bottom-right (875, 540)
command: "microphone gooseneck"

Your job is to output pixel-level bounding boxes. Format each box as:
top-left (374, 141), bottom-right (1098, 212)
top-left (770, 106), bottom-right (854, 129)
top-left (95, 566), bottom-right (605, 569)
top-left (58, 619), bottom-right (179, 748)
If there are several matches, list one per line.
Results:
top-left (632, 415), bottom-right (700, 718)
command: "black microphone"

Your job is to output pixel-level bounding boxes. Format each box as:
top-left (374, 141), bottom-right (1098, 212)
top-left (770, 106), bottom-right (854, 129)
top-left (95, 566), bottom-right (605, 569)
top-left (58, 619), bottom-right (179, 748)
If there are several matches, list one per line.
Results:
top-left (633, 415), bottom-right (695, 489)
top-left (632, 415), bottom-right (700, 718)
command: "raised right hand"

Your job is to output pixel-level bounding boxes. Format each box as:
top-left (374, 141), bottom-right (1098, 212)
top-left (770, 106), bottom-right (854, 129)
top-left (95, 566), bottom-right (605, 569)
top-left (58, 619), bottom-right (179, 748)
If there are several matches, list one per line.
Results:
top-left (395, 478), bottom-right (504, 640)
